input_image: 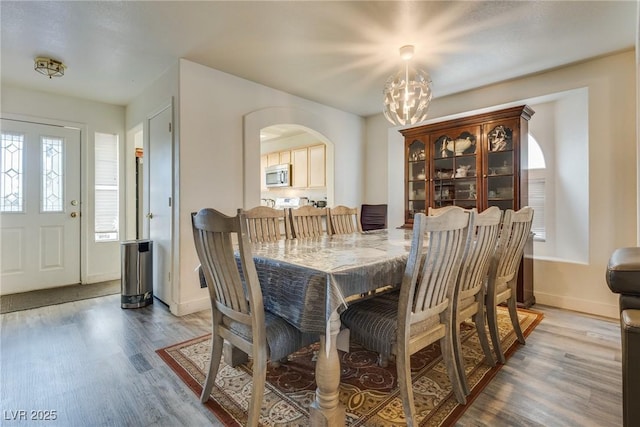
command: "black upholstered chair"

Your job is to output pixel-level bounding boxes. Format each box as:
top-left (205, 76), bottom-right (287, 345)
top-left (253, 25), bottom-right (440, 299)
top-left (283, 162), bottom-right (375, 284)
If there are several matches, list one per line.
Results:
top-left (606, 247), bottom-right (640, 427)
top-left (360, 204), bottom-right (387, 231)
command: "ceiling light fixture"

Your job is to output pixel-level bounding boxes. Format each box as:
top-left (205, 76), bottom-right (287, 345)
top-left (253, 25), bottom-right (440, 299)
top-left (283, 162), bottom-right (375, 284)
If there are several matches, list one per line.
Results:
top-left (34, 57), bottom-right (66, 79)
top-left (382, 45), bottom-right (432, 126)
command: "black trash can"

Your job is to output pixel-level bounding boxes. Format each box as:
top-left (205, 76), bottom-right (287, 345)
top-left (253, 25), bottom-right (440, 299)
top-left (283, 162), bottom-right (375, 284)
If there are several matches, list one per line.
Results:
top-left (120, 239), bottom-right (153, 308)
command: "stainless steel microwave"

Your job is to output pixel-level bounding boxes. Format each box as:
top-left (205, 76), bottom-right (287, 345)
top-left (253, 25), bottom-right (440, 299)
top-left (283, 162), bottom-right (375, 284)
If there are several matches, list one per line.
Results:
top-left (265, 164), bottom-right (291, 187)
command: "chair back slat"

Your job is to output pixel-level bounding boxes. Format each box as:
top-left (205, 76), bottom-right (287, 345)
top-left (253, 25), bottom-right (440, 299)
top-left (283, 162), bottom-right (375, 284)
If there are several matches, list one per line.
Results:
top-left (401, 209), bottom-right (470, 322)
top-left (290, 205), bottom-right (330, 238)
top-left (244, 206), bottom-right (291, 243)
top-left (457, 207), bottom-right (502, 296)
top-left (492, 207), bottom-right (534, 284)
top-left (329, 205), bottom-right (362, 234)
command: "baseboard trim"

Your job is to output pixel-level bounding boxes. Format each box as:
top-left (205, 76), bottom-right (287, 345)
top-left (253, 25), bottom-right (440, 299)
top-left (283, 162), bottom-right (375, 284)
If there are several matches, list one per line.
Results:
top-left (171, 297), bottom-right (210, 316)
top-left (535, 291), bottom-right (618, 319)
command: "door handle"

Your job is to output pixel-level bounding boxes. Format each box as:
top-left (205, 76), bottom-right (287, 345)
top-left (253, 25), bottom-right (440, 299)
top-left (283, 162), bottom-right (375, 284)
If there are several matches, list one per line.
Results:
top-left (70, 212), bottom-right (78, 218)
top-left (146, 213), bottom-right (154, 219)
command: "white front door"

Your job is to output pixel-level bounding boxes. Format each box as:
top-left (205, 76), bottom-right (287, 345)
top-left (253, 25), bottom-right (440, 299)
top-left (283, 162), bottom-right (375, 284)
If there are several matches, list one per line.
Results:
top-left (0, 119), bottom-right (81, 294)
top-left (148, 105), bottom-right (173, 305)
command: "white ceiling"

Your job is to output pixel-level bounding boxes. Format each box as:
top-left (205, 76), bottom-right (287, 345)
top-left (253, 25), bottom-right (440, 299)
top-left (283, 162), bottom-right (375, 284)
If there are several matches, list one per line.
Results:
top-left (1, 1), bottom-right (637, 118)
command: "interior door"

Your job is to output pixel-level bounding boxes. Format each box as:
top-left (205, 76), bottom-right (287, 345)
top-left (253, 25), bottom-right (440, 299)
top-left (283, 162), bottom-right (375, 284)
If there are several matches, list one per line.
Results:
top-left (0, 119), bottom-right (81, 294)
top-left (148, 105), bottom-right (172, 305)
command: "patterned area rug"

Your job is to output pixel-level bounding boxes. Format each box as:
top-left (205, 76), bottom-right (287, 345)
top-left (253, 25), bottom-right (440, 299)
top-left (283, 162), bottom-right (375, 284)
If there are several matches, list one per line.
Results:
top-left (157, 307), bottom-right (542, 426)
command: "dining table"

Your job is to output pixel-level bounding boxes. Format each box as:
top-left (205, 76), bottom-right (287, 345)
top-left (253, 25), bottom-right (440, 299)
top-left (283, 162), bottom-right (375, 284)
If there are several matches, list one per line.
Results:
top-left (249, 227), bottom-right (415, 427)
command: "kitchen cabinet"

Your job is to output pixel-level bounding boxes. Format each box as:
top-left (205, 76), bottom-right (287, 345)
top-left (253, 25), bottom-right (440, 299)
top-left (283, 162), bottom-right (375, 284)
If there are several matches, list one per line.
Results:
top-left (267, 152), bottom-right (280, 167)
top-left (291, 144), bottom-right (326, 189)
top-left (308, 144), bottom-right (326, 188)
top-left (400, 105), bottom-right (535, 307)
top-left (292, 147), bottom-right (308, 188)
top-left (264, 144), bottom-right (326, 189)
top-left (279, 150), bottom-right (291, 164)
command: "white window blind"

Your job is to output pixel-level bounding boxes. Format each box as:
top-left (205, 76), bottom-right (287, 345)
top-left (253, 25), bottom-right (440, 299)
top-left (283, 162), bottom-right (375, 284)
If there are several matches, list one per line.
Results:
top-left (529, 176), bottom-right (545, 241)
top-left (95, 133), bottom-right (119, 241)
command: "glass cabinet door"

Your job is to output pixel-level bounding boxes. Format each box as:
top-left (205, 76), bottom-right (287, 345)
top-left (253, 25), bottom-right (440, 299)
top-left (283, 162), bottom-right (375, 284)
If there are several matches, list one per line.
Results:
top-left (431, 126), bottom-right (480, 209)
top-left (406, 139), bottom-right (426, 221)
top-left (485, 122), bottom-right (517, 211)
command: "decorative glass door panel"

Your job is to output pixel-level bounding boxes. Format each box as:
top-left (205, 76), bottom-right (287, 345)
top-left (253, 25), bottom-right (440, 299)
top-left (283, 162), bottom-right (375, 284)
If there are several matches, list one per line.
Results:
top-left (485, 121), bottom-right (517, 210)
top-left (431, 127), bottom-right (480, 209)
top-left (406, 139), bottom-right (426, 220)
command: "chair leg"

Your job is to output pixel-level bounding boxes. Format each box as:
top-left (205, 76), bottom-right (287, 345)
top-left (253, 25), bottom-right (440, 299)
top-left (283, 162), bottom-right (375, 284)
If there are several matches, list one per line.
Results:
top-left (396, 344), bottom-right (417, 427)
top-left (201, 334), bottom-right (224, 403)
top-left (451, 314), bottom-right (470, 396)
top-left (486, 298), bottom-right (506, 364)
top-left (377, 351), bottom-right (391, 368)
top-left (441, 333), bottom-right (467, 405)
top-left (474, 302), bottom-right (496, 368)
top-left (247, 346), bottom-right (268, 427)
top-left (507, 295), bottom-right (526, 344)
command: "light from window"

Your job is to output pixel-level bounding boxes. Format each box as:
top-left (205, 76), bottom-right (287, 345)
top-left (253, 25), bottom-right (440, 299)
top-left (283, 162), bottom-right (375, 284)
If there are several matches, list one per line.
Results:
top-left (95, 133), bottom-right (119, 242)
top-left (528, 134), bottom-right (545, 241)
top-left (528, 134), bottom-right (546, 169)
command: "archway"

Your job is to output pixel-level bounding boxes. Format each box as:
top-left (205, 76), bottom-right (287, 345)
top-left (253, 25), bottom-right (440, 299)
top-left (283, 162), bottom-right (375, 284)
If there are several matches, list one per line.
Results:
top-left (243, 107), bottom-right (335, 208)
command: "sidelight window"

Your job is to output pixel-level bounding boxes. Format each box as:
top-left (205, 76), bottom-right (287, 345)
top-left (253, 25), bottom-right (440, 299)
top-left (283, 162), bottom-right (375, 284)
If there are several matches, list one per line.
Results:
top-left (0, 132), bottom-right (24, 212)
top-left (95, 132), bottom-right (119, 241)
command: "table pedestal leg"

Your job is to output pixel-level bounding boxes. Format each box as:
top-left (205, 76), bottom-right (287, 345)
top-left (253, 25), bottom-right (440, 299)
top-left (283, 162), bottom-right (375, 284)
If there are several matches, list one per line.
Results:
top-left (223, 340), bottom-right (248, 367)
top-left (309, 311), bottom-right (346, 427)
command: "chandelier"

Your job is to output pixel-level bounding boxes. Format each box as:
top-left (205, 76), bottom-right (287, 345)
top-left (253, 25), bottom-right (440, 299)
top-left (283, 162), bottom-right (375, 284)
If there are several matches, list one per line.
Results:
top-left (34, 57), bottom-right (66, 79)
top-left (382, 45), bottom-right (432, 126)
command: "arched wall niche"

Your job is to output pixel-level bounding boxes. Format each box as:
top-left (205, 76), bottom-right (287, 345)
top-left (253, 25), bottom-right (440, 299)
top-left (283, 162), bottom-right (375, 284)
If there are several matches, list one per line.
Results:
top-left (243, 107), bottom-right (335, 208)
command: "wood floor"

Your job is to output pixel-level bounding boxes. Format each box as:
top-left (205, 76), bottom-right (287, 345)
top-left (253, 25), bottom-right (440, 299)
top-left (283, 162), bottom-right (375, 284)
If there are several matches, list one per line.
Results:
top-left (0, 295), bottom-right (622, 426)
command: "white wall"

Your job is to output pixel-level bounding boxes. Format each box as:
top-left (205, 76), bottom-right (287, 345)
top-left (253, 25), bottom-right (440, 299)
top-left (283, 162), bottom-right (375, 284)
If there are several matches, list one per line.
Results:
top-left (523, 90), bottom-right (590, 264)
top-left (124, 63), bottom-right (180, 311)
top-left (1, 86), bottom-right (126, 286)
top-left (553, 91), bottom-right (589, 263)
top-left (174, 59), bottom-right (364, 315)
top-left (364, 113), bottom-right (391, 204)
top-left (365, 50), bottom-right (637, 319)
top-left (125, 61), bottom-right (180, 238)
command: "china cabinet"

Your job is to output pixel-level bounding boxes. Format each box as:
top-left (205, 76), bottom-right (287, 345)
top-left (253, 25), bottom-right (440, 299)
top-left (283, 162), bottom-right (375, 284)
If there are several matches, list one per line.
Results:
top-left (400, 105), bottom-right (535, 306)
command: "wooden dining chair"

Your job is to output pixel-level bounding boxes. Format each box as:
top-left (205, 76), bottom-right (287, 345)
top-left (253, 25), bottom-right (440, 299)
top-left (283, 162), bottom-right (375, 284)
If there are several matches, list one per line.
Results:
top-left (243, 205), bottom-right (291, 243)
top-left (341, 208), bottom-right (471, 424)
top-left (486, 206), bottom-right (534, 364)
top-left (289, 205), bottom-right (330, 238)
top-left (437, 206), bottom-right (503, 396)
top-left (191, 208), bottom-right (316, 427)
top-left (428, 205), bottom-right (466, 216)
top-left (328, 205), bottom-right (362, 235)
